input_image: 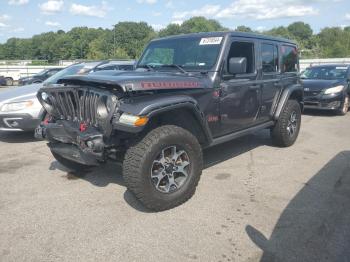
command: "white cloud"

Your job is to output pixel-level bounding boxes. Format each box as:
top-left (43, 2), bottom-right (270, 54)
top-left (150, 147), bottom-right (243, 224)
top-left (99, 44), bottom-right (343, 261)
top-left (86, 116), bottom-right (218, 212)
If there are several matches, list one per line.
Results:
top-left (171, 20), bottom-right (183, 25)
top-left (152, 11), bottom-right (162, 16)
top-left (137, 0), bottom-right (157, 4)
top-left (0, 14), bottom-right (11, 22)
top-left (151, 24), bottom-right (165, 31)
top-left (45, 21), bottom-right (60, 27)
top-left (216, 0), bottom-right (318, 20)
top-left (39, 0), bottom-right (64, 15)
top-left (13, 27), bottom-right (24, 32)
top-left (8, 0), bottom-right (29, 5)
top-left (173, 4), bottom-right (221, 20)
top-left (70, 1), bottom-right (111, 18)
top-left (165, 1), bottom-right (174, 9)
top-left (345, 13), bottom-right (350, 20)
top-left (0, 23), bottom-right (9, 28)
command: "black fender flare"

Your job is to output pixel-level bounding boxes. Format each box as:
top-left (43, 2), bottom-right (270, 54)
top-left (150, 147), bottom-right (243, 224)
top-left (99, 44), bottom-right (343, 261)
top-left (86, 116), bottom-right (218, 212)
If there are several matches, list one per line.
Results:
top-left (273, 84), bottom-right (304, 120)
top-left (116, 95), bottom-right (213, 144)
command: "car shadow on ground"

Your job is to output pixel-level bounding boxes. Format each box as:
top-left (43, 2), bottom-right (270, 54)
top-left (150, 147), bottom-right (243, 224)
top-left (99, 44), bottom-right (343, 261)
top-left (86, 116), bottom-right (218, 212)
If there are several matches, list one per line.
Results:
top-left (50, 129), bottom-right (273, 212)
top-left (0, 131), bottom-right (38, 143)
top-left (246, 151), bottom-right (350, 262)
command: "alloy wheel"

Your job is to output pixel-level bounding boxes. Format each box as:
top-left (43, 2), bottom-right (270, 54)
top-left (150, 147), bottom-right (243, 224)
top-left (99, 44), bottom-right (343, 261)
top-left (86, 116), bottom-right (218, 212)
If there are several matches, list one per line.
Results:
top-left (151, 145), bottom-right (190, 193)
top-left (287, 111), bottom-right (298, 137)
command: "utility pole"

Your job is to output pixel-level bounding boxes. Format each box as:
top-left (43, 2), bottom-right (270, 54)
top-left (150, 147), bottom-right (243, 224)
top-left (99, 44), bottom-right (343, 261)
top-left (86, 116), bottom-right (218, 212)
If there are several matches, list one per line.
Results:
top-left (113, 24), bottom-right (116, 57)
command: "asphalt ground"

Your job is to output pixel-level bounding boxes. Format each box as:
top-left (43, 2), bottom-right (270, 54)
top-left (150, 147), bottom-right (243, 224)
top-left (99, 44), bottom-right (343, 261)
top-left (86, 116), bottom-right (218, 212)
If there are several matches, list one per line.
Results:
top-left (0, 87), bottom-right (349, 262)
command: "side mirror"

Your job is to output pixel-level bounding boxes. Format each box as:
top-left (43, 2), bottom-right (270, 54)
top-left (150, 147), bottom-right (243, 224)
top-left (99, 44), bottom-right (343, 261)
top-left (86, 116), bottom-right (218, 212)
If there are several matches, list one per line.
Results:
top-left (229, 57), bottom-right (247, 75)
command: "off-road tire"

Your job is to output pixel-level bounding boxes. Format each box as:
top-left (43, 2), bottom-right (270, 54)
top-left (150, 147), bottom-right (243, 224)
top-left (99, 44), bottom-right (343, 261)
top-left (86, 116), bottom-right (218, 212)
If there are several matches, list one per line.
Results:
top-left (337, 95), bottom-right (349, 116)
top-left (51, 151), bottom-right (92, 172)
top-left (123, 125), bottom-right (203, 211)
top-left (271, 99), bottom-right (301, 147)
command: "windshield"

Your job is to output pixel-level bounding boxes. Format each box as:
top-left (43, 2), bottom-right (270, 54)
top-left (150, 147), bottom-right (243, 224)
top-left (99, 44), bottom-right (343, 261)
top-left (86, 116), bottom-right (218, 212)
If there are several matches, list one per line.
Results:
top-left (35, 69), bottom-right (49, 76)
top-left (301, 66), bottom-right (348, 80)
top-left (43, 64), bottom-right (89, 85)
top-left (137, 36), bottom-right (224, 71)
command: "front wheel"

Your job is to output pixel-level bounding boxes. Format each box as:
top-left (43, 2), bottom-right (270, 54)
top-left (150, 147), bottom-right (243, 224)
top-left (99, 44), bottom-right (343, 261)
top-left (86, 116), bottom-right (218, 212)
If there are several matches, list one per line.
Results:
top-left (337, 95), bottom-right (349, 116)
top-left (123, 125), bottom-right (203, 211)
top-left (271, 99), bottom-right (301, 147)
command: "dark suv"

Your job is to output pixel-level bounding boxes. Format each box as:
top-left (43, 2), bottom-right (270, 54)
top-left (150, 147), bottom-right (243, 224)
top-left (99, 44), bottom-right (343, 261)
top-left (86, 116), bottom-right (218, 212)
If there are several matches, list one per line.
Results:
top-left (18, 68), bottom-right (63, 86)
top-left (36, 32), bottom-right (303, 211)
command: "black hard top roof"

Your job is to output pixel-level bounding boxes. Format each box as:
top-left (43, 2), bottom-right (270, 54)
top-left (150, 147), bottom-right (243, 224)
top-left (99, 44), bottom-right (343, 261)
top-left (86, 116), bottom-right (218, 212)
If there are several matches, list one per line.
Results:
top-left (153, 31), bottom-right (296, 45)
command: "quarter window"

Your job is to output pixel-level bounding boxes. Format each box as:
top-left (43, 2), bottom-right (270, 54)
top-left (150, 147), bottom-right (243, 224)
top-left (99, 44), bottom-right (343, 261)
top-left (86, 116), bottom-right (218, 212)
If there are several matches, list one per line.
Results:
top-left (262, 44), bottom-right (278, 73)
top-left (282, 45), bottom-right (298, 72)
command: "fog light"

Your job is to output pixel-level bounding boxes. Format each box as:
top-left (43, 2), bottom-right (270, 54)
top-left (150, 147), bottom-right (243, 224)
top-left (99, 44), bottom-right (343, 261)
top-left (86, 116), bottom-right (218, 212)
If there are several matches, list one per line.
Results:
top-left (9, 121), bottom-right (19, 127)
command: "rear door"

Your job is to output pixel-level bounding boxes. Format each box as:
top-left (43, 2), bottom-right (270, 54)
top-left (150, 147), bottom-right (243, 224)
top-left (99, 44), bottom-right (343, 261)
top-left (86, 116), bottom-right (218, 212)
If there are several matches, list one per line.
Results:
top-left (259, 41), bottom-right (281, 121)
top-left (218, 37), bottom-right (262, 136)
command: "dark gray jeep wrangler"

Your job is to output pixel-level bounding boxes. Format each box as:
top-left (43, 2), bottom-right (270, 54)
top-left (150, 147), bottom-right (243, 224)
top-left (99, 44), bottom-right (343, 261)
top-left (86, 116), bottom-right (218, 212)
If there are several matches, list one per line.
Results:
top-left (36, 32), bottom-right (303, 211)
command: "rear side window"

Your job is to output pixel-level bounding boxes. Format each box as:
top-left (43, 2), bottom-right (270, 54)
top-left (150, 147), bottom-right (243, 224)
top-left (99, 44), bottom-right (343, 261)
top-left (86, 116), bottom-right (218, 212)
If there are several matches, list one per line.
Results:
top-left (262, 43), bottom-right (278, 73)
top-left (282, 45), bottom-right (298, 72)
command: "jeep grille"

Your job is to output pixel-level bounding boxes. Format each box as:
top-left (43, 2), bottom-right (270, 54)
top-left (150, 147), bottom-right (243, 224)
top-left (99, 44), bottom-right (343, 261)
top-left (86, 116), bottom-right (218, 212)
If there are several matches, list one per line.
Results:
top-left (38, 87), bottom-right (114, 127)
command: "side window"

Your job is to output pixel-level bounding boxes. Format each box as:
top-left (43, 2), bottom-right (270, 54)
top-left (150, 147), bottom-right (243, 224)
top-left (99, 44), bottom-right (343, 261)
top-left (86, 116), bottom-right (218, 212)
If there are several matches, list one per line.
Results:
top-left (282, 45), bottom-right (298, 72)
top-left (227, 41), bottom-right (255, 74)
top-left (262, 43), bottom-right (278, 73)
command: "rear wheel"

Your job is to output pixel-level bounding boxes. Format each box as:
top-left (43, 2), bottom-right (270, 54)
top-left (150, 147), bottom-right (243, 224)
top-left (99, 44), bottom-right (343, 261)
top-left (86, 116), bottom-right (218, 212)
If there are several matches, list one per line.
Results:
top-left (337, 95), bottom-right (349, 116)
top-left (123, 125), bottom-right (203, 211)
top-left (271, 99), bottom-right (301, 147)
top-left (51, 151), bottom-right (92, 172)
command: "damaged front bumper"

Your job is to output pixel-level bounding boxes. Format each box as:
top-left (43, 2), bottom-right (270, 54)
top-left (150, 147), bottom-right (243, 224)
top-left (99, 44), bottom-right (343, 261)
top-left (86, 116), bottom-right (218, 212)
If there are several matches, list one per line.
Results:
top-left (35, 121), bottom-right (106, 166)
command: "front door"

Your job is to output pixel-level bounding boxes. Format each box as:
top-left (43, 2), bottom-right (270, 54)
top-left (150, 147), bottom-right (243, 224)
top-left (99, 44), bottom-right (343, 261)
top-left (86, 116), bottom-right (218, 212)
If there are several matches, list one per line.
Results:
top-left (218, 38), bottom-right (261, 136)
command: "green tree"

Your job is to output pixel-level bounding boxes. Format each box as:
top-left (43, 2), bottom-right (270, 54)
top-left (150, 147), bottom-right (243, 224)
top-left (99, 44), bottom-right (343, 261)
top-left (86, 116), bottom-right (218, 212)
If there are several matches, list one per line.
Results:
top-left (181, 17), bottom-right (227, 34)
top-left (113, 22), bottom-right (156, 58)
top-left (287, 22), bottom-right (313, 41)
top-left (158, 23), bottom-right (183, 37)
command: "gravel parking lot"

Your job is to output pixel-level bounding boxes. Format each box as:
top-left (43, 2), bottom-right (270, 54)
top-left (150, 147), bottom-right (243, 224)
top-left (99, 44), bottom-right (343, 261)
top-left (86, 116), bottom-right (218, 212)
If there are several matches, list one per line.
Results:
top-left (0, 86), bottom-right (349, 261)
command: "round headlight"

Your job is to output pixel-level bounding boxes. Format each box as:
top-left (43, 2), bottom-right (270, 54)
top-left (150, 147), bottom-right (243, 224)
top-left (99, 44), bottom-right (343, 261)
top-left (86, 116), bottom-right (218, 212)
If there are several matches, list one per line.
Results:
top-left (41, 92), bottom-right (49, 102)
top-left (106, 96), bottom-right (117, 113)
top-left (97, 97), bottom-right (109, 119)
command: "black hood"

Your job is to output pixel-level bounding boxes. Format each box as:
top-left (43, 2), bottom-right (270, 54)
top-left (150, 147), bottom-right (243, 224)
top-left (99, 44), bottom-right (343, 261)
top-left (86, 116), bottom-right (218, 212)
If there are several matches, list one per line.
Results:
top-left (301, 79), bottom-right (346, 91)
top-left (57, 70), bottom-right (211, 93)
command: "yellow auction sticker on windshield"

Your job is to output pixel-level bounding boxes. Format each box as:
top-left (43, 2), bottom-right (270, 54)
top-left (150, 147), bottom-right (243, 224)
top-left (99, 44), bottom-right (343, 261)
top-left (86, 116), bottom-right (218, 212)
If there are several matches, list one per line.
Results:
top-left (199, 37), bottom-right (223, 45)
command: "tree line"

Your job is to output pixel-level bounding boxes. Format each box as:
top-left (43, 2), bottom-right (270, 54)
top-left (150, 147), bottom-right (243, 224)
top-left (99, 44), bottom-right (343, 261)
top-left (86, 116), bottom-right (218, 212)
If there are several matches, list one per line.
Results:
top-left (0, 17), bottom-right (349, 62)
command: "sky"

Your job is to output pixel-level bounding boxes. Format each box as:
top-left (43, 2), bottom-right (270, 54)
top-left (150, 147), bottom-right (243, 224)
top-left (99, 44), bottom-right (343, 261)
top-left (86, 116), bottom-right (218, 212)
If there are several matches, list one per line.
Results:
top-left (0, 0), bottom-right (349, 43)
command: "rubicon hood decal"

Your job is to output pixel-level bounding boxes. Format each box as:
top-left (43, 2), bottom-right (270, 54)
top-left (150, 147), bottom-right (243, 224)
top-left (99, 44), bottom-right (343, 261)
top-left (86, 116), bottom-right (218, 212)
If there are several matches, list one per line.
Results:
top-left (141, 81), bottom-right (201, 89)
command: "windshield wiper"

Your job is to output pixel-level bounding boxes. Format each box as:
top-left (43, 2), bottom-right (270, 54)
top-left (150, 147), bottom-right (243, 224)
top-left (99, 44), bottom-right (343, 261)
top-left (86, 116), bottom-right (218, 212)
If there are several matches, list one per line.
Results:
top-left (138, 64), bottom-right (155, 71)
top-left (160, 64), bottom-right (189, 75)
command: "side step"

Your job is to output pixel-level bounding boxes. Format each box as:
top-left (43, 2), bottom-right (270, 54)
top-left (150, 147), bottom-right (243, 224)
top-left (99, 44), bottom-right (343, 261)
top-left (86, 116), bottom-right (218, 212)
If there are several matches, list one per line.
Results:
top-left (210, 121), bottom-right (274, 147)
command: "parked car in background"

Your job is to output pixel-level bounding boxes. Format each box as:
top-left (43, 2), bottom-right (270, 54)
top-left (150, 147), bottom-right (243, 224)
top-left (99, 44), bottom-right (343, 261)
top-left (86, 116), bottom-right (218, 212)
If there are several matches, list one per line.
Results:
top-left (0, 75), bottom-right (7, 86)
top-left (18, 68), bottom-right (63, 86)
top-left (0, 61), bottom-right (118, 132)
top-left (302, 64), bottom-right (350, 115)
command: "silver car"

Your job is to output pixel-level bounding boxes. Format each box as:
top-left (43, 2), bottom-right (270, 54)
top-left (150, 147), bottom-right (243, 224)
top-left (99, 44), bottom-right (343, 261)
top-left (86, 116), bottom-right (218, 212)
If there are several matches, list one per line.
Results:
top-left (0, 61), bottom-right (112, 131)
